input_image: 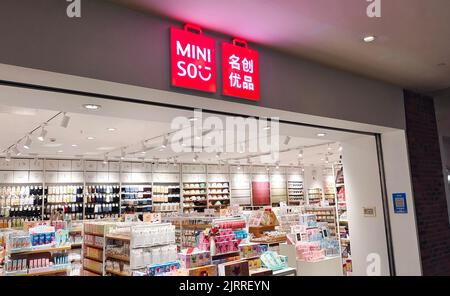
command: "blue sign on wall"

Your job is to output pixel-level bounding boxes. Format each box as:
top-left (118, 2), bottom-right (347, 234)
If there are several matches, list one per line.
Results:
top-left (393, 193), bottom-right (408, 214)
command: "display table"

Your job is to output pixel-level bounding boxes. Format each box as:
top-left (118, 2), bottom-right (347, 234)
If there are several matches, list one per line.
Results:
top-left (297, 256), bottom-right (342, 276)
top-left (279, 243), bottom-right (342, 276)
top-left (272, 267), bottom-right (297, 276)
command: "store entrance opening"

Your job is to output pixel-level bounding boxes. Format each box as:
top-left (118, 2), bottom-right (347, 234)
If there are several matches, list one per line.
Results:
top-left (0, 98), bottom-right (390, 276)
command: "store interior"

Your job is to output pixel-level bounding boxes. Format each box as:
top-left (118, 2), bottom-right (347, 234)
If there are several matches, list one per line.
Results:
top-left (0, 100), bottom-right (385, 276)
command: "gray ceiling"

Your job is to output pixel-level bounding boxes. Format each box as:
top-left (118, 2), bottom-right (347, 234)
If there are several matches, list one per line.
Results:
top-left (109, 0), bottom-right (450, 92)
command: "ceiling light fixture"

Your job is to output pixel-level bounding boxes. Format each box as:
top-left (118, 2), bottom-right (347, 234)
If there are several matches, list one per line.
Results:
top-left (57, 150), bottom-right (63, 153)
top-left (317, 133), bottom-right (326, 137)
top-left (60, 112), bottom-right (70, 128)
top-left (189, 117), bottom-right (198, 122)
top-left (87, 136), bottom-right (95, 140)
top-left (103, 154), bottom-right (108, 164)
top-left (37, 127), bottom-right (47, 142)
top-left (12, 146), bottom-right (21, 156)
top-left (193, 154), bottom-right (199, 162)
top-left (284, 136), bottom-right (291, 145)
top-left (216, 152), bottom-right (221, 159)
top-left (339, 145), bottom-right (343, 152)
top-left (266, 166), bottom-right (269, 171)
top-left (5, 151), bottom-right (11, 162)
top-left (161, 137), bottom-right (168, 149)
top-left (237, 164), bottom-right (241, 170)
top-left (276, 163), bottom-right (280, 169)
top-left (263, 126), bottom-right (271, 131)
top-left (121, 148), bottom-right (126, 160)
top-left (23, 135), bottom-right (32, 150)
top-left (83, 104), bottom-right (102, 110)
top-left (107, 128), bottom-right (116, 132)
top-left (71, 144), bottom-right (78, 147)
top-left (363, 35), bottom-right (376, 43)
top-left (298, 149), bottom-right (303, 158)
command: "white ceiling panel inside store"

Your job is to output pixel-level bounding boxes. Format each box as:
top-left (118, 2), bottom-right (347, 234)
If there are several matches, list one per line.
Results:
top-left (0, 100), bottom-right (363, 166)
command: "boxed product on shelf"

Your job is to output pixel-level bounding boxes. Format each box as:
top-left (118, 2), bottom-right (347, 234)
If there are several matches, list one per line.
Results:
top-left (188, 264), bottom-right (217, 276)
top-left (259, 251), bottom-right (289, 270)
top-left (239, 243), bottom-right (263, 259)
top-left (177, 248), bottom-right (211, 269)
top-left (295, 241), bottom-right (325, 261)
top-left (217, 260), bottom-right (250, 276)
top-left (146, 261), bottom-right (181, 276)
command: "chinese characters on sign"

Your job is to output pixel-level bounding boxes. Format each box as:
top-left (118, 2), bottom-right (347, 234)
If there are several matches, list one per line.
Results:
top-left (222, 40), bottom-right (260, 101)
top-left (170, 25), bottom-right (217, 93)
top-left (170, 25), bottom-right (259, 100)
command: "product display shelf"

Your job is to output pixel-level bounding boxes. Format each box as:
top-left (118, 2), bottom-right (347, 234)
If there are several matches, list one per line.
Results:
top-left (163, 216), bottom-right (214, 250)
top-left (82, 221), bottom-right (116, 276)
top-left (120, 184), bottom-right (152, 217)
top-left (303, 206), bottom-right (338, 237)
top-left (207, 181), bottom-right (230, 210)
top-left (104, 222), bottom-right (177, 276)
top-left (287, 181), bottom-right (304, 206)
top-left (3, 221), bottom-right (72, 276)
top-left (43, 184), bottom-right (84, 221)
top-left (307, 188), bottom-right (323, 205)
top-left (152, 182), bottom-right (180, 213)
top-left (334, 164), bottom-right (352, 276)
top-left (84, 184), bottom-right (120, 220)
top-left (0, 184), bottom-right (45, 224)
top-left (182, 182), bottom-right (207, 213)
top-left (209, 217), bottom-right (248, 257)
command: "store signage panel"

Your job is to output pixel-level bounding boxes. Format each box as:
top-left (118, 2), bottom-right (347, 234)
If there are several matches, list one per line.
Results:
top-left (222, 40), bottom-right (260, 101)
top-left (170, 25), bottom-right (217, 93)
top-left (393, 193), bottom-right (408, 214)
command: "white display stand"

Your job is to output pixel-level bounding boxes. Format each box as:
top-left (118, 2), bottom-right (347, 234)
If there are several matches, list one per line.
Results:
top-left (279, 243), bottom-right (342, 276)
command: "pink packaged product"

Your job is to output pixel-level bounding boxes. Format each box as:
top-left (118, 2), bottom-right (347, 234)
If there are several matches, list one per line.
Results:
top-left (177, 249), bottom-right (211, 269)
top-left (217, 221), bottom-right (246, 230)
top-left (296, 241), bottom-right (324, 261)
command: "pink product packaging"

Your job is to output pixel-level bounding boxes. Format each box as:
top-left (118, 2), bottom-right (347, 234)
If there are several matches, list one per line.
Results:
top-left (177, 251), bottom-right (211, 269)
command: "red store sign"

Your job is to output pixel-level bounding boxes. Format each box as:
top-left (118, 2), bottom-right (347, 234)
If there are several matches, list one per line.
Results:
top-left (170, 25), bottom-right (217, 93)
top-left (222, 39), bottom-right (260, 101)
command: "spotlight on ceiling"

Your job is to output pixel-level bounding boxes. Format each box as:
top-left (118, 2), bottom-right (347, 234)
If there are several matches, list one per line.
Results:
top-left (161, 137), bottom-right (168, 149)
top-left (12, 145), bottom-right (21, 156)
top-left (363, 35), bottom-right (376, 43)
top-left (5, 150), bottom-right (11, 162)
top-left (193, 154), bottom-right (199, 162)
top-left (23, 135), bottom-right (32, 150)
top-left (37, 127), bottom-right (47, 142)
top-left (83, 104), bottom-right (102, 110)
top-left (317, 133), bottom-right (326, 137)
top-left (121, 148), bottom-right (126, 160)
top-left (216, 152), bottom-right (221, 159)
top-left (283, 136), bottom-right (291, 145)
top-left (339, 145), bottom-right (343, 152)
top-left (189, 117), bottom-right (198, 122)
top-left (103, 154), bottom-right (108, 164)
top-left (60, 112), bottom-right (71, 128)
top-left (298, 149), bottom-right (303, 158)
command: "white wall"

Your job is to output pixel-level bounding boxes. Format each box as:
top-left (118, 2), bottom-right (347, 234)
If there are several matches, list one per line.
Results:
top-left (381, 130), bottom-right (422, 275)
top-left (342, 136), bottom-right (390, 276)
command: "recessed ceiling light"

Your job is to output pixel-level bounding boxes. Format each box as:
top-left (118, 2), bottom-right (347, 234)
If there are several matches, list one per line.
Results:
top-left (57, 150), bottom-right (63, 153)
top-left (83, 104), bottom-right (101, 110)
top-left (363, 35), bottom-right (376, 43)
top-left (189, 117), bottom-right (198, 122)
top-left (263, 126), bottom-right (271, 130)
top-left (107, 128), bottom-right (116, 132)
top-left (87, 137), bottom-right (95, 140)
top-left (317, 133), bottom-right (326, 137)
top-left (71, 144), bottom-right (78, 147)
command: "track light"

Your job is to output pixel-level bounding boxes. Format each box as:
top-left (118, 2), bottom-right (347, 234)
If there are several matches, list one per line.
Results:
top-left (193, 154), bottom-right (199, 162)
top-left (12, 145), bottom-right (21, 156)
top-left (23, 136), bottom-right (32, 150)
top-left (325, 156), bottom-right (329, 164)
top-left (284, 136), bottom-right (291, 145)
top-left (298, 149), bottom-right (303, 158)
top-left (161, 137), bottom-right (168, 149)
top-left (237, 164), bottom-right (241, 170)
top-left (120, 148), bottom-right (126, 160)
top-left (5, 151), bottom-right (11, 162)
top-left (37, 127), bottom-right (47, 142)
top-left (216, 152), bottom-right (221, 158)
top-left (103, 154), bottom-right (108, 164)
top-left (60, 112), bottom-right (70, 128)
top-left (266, 166), bottom-right (269, 171)
top-left (276, 162), bottom-right (280, 169)
top-left (339, 145), bottom-right (343, 152)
